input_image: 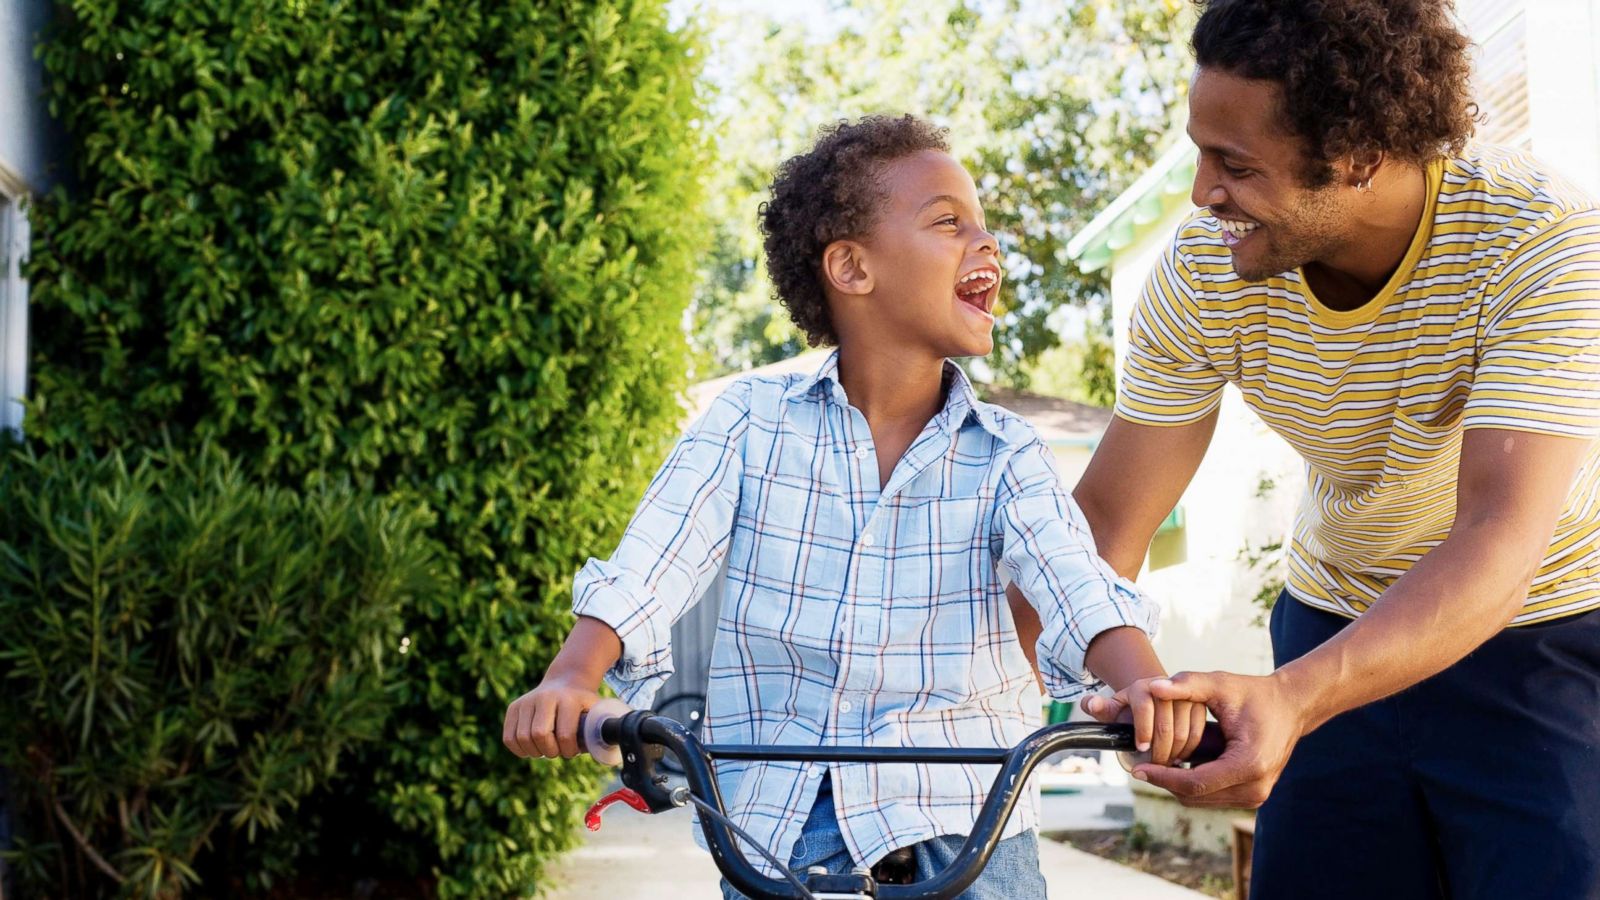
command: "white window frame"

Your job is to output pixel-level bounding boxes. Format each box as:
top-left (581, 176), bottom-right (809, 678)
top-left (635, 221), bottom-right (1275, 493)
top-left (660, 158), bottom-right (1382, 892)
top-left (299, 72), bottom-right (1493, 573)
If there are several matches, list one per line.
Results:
top-left (0, 167), bottom-right (30, 438)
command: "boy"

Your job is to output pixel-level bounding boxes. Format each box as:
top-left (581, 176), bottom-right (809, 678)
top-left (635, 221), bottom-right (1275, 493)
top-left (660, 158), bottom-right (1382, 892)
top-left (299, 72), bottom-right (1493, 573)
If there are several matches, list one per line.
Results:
top-left (504, 115), bottom-right (1203, 898)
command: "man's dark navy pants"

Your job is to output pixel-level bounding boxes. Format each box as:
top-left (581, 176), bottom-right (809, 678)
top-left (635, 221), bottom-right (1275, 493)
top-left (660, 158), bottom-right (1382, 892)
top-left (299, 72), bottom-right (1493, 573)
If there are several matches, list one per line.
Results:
top-left (1251, 592), bottom-right (1600, 899)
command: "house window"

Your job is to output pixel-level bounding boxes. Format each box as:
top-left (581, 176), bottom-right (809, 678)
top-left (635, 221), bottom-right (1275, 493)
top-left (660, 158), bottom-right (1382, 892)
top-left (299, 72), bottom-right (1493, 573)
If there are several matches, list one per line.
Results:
top-left (0, 190), bottom-right (29, 437)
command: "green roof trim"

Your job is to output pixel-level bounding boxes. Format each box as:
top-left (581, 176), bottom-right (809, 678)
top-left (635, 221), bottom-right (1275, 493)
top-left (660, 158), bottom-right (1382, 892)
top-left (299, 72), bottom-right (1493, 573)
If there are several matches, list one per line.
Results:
top-left (1065, 138), bottom-right (1198, 274)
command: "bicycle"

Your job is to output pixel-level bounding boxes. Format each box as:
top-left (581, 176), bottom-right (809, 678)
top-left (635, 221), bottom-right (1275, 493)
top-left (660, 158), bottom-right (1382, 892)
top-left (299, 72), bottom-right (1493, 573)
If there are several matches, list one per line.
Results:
top-left (575, 701), bottom-right (1225, 900)
top-left (648, 690), bottom-right (707, 776)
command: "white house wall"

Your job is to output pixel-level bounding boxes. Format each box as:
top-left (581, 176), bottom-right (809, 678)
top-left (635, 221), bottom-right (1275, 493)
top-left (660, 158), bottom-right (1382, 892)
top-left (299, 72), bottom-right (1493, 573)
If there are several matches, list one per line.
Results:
top-left (1, 203), bottom-right (28, 435)
top-left (0, 1), bottom-right (56, 193)
top-left (0, 0), bottom-right (53, 438)
top-left (1524, 0), bottom-right (1600, 193)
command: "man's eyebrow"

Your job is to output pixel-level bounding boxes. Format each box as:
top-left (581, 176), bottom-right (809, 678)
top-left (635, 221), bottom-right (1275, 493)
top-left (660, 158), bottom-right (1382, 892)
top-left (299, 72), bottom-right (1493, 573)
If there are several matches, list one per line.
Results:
top-left (1186, 128), bottom-right (1261, 164)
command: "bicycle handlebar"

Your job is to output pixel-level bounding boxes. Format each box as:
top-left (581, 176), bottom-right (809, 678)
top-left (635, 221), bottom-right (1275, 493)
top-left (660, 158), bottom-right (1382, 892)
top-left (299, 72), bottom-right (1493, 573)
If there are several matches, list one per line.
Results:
top-left (586, 709), bottom-right (1226, 900)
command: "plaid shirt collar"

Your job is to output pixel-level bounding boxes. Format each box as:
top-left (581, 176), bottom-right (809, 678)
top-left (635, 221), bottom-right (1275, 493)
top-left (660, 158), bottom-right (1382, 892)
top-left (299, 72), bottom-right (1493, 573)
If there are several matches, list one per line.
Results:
top-left (781, 350), bottom-right (1005, 441)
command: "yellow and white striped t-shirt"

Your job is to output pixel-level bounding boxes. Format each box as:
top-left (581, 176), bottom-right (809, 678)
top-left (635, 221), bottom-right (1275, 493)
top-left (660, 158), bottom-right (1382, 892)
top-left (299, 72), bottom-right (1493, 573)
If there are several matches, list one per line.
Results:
top-left (1119, 146), bottom-right (1600, 624)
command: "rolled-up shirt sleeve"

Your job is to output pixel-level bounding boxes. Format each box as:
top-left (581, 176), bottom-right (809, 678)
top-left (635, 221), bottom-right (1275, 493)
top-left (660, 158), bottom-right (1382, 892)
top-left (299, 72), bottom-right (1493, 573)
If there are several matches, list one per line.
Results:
top-left (995, 437), bottom-right (1159, 699)
top-left (572, 382), bottom-right (749, 707)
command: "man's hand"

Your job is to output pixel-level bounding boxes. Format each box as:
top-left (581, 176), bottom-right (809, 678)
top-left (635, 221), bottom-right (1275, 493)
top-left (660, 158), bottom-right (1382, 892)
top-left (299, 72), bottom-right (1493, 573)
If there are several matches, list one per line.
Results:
top-left (1125, 671), bottom-right (1309, 808)
top-left (1082, 678), bottom-right (1208, 766)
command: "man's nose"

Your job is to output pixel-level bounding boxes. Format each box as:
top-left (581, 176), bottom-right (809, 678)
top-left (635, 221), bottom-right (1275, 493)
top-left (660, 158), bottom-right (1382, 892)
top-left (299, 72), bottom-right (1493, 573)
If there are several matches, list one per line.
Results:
top-left (1191, 160), bottom-right (1227, 211)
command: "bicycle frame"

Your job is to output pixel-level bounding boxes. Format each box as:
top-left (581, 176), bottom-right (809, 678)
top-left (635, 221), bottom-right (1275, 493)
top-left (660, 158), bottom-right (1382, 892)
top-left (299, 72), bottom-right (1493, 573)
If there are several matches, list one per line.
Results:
top-left (587, 709), bottom-right (1225, 900)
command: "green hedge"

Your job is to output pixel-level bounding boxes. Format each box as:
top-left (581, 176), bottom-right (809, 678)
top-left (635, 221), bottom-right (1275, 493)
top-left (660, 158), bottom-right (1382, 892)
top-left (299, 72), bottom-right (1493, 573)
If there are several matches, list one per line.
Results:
top-left (24, 1), bottom-right (708, 895)
top-left (0, 444), bottom-right (442, 898)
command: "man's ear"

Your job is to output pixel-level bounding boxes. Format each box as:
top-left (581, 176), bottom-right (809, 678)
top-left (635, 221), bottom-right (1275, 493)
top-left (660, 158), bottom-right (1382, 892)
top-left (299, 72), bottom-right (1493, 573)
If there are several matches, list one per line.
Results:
top-left (1347, 149), bottom-right (1385, 191)
top-left (821, 240), bottom-right (873, 297)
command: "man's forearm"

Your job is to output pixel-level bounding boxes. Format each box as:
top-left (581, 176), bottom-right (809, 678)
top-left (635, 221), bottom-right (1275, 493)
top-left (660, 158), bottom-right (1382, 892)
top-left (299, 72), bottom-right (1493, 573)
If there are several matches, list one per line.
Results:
top-left (1274, 523), bottom-right (1536, 735)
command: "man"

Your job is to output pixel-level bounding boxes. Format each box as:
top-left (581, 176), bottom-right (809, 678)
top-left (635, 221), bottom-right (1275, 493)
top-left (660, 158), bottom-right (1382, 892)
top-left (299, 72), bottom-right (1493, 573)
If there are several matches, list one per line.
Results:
top-left (1024, 1), bottom-right (1600, 897)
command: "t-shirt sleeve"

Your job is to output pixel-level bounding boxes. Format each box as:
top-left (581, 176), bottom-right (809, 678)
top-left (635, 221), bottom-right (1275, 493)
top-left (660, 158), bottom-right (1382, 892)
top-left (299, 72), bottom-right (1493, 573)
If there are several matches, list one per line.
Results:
top-left (1114, 236), bottom-right (1228, 426)
top-left (1464, 210), bottom-right (1600, 438)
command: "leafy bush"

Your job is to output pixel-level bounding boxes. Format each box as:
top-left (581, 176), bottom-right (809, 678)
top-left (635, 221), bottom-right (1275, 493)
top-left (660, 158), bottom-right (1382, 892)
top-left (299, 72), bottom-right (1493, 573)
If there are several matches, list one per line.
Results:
top-left (0, 444), bottom-right (441, 898)
top-left (24, 1), bottom-right (708, 894)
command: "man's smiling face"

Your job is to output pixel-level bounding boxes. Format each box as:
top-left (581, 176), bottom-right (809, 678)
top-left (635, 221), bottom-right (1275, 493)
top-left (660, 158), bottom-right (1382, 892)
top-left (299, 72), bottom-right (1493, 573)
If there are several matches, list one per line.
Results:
top-left (1187, 67), bottom-right (1357, 282)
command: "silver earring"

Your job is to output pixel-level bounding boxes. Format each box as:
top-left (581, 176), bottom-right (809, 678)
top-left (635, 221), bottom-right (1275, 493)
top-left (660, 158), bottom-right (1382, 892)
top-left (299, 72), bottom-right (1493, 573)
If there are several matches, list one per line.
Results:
top-left (1356, 178), bottom-right (1373, 192)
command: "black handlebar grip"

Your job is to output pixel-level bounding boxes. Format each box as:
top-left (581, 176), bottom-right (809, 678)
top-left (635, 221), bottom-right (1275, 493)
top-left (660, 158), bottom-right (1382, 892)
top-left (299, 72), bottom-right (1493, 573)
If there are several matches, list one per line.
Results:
top-left (1190, 720), bottom-right (1228, 765)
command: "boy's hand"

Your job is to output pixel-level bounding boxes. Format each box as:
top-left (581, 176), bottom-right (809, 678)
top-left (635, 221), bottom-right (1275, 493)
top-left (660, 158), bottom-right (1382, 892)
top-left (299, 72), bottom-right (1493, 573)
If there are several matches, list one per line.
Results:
top-left (503, 676), bottom-right (601, 759)
top-left (1082, 677), bottom-right (1208, 766)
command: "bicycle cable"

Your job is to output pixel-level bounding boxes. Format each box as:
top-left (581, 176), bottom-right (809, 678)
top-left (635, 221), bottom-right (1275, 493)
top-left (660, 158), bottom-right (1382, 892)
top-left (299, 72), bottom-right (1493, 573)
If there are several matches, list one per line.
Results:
top-left (684, 793), bottom-right (819, 900)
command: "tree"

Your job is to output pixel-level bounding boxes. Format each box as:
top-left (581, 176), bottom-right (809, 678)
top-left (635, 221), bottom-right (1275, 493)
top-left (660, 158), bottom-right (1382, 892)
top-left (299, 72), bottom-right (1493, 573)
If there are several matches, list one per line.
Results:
top-left (23, 1), bottom-right (708, 894)
top-left (689, 0), bottom-right (1192, 386)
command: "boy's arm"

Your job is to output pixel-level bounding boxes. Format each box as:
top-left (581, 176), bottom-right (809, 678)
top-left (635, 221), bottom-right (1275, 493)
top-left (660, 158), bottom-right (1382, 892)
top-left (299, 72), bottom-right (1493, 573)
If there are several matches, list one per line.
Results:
top-left (505, 384), bottom-right (753, 761)
top-left (995, 437), bottom-right (1159, 696)
top-left (996, 437), bottom-right (1206, 763)
top-left (569, 383), bottom-right (752, 707)
top-left (504, 616), bottom-right (621, 758)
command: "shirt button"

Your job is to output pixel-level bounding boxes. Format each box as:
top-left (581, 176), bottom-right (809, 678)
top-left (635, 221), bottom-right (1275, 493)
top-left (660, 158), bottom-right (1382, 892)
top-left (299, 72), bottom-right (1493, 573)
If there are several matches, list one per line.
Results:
top-left (861, 532), bottom-right (875, 547)
top-left (855, 446), bottom-right (868, 459)
top-left (839, 699), bottom-right (853, 712)
top-left (808, 764), bottom-right (823, 778)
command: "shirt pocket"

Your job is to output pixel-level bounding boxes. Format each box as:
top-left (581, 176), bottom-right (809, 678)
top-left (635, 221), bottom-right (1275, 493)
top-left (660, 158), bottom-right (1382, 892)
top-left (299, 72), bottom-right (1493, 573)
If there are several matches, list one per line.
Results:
top-left (1379, 407), bottom-right (1463, 490)
top-left (881, 496), bottom-right (990, 602)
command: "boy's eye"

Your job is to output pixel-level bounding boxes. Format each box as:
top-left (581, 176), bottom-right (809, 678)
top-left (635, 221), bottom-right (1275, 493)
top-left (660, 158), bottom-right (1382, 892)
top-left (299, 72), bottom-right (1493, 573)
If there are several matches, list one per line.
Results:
top-left (936, 216), bottom-right (958, 227)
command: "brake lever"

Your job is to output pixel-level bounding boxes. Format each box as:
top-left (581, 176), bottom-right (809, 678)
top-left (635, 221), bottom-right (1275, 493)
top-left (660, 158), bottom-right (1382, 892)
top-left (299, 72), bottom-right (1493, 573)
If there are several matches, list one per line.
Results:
top-left (575, 704), bottom-right (681, 816)
top-left (584, 787), bottom-right (653, 831)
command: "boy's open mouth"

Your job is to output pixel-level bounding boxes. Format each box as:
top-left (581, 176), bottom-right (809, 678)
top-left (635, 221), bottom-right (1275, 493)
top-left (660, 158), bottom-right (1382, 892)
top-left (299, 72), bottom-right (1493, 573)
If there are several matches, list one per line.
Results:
top-left (955, 267), bottom-right (1000, 316)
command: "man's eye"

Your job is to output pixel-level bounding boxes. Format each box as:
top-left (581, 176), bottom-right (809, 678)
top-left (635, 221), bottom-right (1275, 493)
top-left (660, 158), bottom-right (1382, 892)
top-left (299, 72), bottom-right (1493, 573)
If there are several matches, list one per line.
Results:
top-left (1223, 163), bottom-right (1251, 178)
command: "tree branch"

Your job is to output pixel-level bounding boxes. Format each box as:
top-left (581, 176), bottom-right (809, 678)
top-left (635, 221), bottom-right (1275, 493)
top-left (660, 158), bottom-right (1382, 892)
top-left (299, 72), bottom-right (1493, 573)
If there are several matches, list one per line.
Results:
top-left (52, 799), bottom-right (125, 885)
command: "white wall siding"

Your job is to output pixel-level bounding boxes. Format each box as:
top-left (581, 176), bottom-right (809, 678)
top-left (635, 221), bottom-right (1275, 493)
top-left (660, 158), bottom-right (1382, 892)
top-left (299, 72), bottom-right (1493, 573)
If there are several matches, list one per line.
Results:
top-left (0, 196), bottom-right (28, 437)
top-left (0, 1), bottom-right (57, 193)
top-left (0, 0), bottom-right (53, 439)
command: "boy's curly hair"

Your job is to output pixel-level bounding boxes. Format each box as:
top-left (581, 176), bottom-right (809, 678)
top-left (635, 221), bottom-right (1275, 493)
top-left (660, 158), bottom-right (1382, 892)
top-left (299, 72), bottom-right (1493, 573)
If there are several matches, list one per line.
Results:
top-left (759, 115), bottom-right (950, 347)
top-left (1192, 0), bottom-right (1477, 186)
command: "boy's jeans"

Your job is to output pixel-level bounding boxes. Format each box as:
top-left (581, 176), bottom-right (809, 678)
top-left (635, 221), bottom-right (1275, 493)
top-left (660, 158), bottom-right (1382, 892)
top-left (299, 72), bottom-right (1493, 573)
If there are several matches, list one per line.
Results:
top-left (720, 775), bottom-right (1048, 900)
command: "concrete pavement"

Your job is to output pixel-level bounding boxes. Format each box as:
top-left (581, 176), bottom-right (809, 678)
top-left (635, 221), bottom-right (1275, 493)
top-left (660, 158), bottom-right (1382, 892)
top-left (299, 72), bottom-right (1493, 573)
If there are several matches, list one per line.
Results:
top-left (537, 788), bottom-right (1209, 899)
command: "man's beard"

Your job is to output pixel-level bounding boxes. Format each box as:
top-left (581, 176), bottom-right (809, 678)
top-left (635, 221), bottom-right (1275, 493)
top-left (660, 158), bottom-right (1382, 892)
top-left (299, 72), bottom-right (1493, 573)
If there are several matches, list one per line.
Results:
top-left (1231, 190), bottom-right (1343, 282)
top-left (1233, 234), bottom-right (1308, 281)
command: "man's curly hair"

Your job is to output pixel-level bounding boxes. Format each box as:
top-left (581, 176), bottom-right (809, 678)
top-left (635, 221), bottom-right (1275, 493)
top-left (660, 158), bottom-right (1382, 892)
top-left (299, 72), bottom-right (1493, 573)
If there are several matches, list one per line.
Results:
top-left (759, 115), bottom-right (950, 347)
top-left (1192, 0), bottom-right (1477, 186)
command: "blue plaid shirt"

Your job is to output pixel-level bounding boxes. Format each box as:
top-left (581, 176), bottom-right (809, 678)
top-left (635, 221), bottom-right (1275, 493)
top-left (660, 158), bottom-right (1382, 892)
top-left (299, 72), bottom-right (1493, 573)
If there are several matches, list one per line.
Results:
top-left (573, 351), bottom-right (1156, 870)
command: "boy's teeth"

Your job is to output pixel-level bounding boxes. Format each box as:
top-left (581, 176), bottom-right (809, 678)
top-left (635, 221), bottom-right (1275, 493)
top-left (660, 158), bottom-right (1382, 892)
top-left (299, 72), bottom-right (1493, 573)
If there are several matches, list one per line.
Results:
top-left (956, 270), bottom-right (997, 296)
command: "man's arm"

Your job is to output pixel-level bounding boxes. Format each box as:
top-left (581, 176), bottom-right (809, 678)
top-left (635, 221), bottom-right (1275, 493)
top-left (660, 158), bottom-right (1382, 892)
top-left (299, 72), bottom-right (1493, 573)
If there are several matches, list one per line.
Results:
top-left (1139, 427), bottom-right (1595, 807)
top-left (1073, 412), bottom-right (1220, 577)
